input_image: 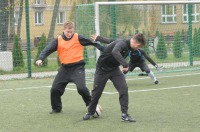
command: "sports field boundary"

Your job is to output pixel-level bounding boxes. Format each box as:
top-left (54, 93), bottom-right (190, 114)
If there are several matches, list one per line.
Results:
top-left (1, 61), bottom-right (200, 80)
top-left (1, 73), bottom-right (200, 94)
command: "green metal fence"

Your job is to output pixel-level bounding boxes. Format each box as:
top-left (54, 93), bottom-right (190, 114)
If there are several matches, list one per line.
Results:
top-left (76, 2), bottom-right (200, 75)
top-left (1, 1), bottom-right (200, 80)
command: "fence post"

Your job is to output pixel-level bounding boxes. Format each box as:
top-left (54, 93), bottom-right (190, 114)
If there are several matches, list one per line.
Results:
top-left (188, 3), bottom-right (193, 66)
top-left (110, 0), bottom-right (117, 39)
top-left (25, 0), bottom-right (32, 78)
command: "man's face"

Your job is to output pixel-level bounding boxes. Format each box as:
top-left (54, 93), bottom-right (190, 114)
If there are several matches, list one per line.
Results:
top-left (130, 38), bottom-right (142, 50)
top-left (63, 28), bottom-right (75, 39)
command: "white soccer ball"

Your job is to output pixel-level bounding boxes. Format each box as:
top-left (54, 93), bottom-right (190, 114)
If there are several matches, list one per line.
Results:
top-left (92, 104), bottom-right (103, 118)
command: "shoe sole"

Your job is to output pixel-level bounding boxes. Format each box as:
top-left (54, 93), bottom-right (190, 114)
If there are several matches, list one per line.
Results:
top-left (121, 120), bottom-right (136, 122)
top-left (121, 119), bottom-right (136, 122)
top-left (49, 111), bottom-right (62, 114)
top-left (83, 114), bottom-right (92, 120)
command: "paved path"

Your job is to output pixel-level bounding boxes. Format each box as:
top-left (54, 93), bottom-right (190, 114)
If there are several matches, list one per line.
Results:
top-left (0, 69), bottom-right (95, 80)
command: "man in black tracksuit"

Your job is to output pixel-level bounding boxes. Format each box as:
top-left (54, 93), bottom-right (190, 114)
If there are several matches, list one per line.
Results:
top-left (92, 35), bottom-right (162, 84)
top-left (83, 33), bottom-right (146, 122)
top-left (127, 49), bottom-right (160, 84)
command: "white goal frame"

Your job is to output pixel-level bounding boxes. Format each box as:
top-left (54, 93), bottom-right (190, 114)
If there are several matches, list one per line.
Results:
top-left (94, 0), bottom-right (200, 60)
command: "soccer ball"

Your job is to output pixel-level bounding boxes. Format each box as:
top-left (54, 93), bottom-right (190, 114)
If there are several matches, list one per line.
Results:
top-left (92, 104), bottom-right (103, 118)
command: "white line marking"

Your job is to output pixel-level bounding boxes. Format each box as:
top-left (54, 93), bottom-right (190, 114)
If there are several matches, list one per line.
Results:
top-left (0, 82), bottom-right (94, 92)
top-left (0, 86), bottom-right (51, 92)
top-left (129, 84), bottom-right (200, 93)
top-left (107, 84), bottom-right (200, 95)
top-left (0, 73), bottom-right (200, 93)
top-left (1, 84), bottom-right (199, 95)
top-left (125, 72), bottom-right (200, 81)
top-left (66, 84), bottom-right (200, 94)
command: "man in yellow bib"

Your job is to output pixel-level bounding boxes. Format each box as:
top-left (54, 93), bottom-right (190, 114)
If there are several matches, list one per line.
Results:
top-left (36, 21), bottom-right (104, 114)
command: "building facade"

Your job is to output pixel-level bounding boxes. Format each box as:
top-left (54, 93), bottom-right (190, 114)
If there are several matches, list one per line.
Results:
top-left (14, 0), bottom-right (200, 45)
top-left (14, 0), bottom-right (73, 45)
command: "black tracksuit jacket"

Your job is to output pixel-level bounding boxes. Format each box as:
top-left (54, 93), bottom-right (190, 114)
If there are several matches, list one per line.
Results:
top-left (97, 39), bottom-right (132, 71)
top-left (96, 36), bottom-right (156, 71)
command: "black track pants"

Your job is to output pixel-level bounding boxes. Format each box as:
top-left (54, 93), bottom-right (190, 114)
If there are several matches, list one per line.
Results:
top-left (50, 64), bottom-right (91, 111)
top-left (88, 66), bottom-right (129, 114)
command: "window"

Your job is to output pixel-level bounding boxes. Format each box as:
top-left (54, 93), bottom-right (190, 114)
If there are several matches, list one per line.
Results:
top-left (14, 11), bottom-right (19, 25)
top-left (57, 12), bottom-right (65, 24)
top-left (182, 4), bottom-right (199, 23)
top-left (161, 4), bottom-right (177, 23)
top-left (35, 11), bottom-right (43, 25)
top-left (34, 0), bottom-right (43, 4)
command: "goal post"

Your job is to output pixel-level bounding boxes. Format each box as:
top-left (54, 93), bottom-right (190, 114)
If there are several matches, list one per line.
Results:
top-left (76, 1), bottom-right (200, 74)
top-left (94, 1), bottom-right (200, 61)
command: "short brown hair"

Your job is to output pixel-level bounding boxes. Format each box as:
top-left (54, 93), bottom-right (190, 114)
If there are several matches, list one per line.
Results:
top-left (133, 33), bottom-right (146, 46)
top-left (63, 21), bottom-right (75, 29)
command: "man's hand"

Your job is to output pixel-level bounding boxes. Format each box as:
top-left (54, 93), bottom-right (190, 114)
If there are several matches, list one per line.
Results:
top-left (122, 67), bottom-right (129, 74)
top-left (36, 60), bottom-right (43, 66)
top-left (91, 34), bottom-right (97, 41)
top-left (155, 65), bottom-right (163, 72)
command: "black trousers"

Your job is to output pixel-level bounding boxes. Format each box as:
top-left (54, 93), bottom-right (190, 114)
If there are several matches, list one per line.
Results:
top-left (129, 61), bottom-right (150, 73)
top-left (50, 64), bottom-right (91, 111)
top-left (88, 66), bottom-right (129, 114)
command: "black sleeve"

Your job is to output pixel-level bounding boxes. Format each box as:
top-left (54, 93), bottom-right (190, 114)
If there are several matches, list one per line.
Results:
top-left (38, 38), bottom-right (58, 61)
top-left (96, 36), bottom-right (115, 44)
top-left (78, 34), bottom-right (105, 52)
top-left (140, 49), bottom-right (157, 66)
top-left (111, 41), bottom-right (129, 68)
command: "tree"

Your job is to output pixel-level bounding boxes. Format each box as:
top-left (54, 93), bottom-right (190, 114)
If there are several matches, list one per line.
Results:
top-left (46, 0), bottom-right (60, 65)
top-left (69, 1), bottom-right (76, 22)
top-left (155, 29), bottom-right (159, 37)
top-left (181, 29), bottom-right (186, 44)
top-left (34, 33), bottom-right (48, 66)
top-left (9, 0), bottom-right (15, 42)
top-left (150, 5), bottom-right (156, 35)
top-left (12, 35), bottom-right (24, 67)
top-left (143, 3), bottom-right (147, 29)
top-left (69, 0), bottom-right (96, 20)
top-left (47, 0), bottom-right (60, 45)
top-left (156, 33), bottom-right (167, 59)
top-left (109, 0), bottom-right (117, 39)
top-left (0, 0), bottom-right (9, 51)
top-left (57, 56), bottom-right (61, 66)
top-left (17, 0), bottom-right (24, 37)
top-left (142, 29), bottom-right (150, 55)
top-left (132, 6), bottom-right (142, 34)
top-left (192, 28), bottom-right (198, 56)
top-left (84, 47), bottom-right (89, 64)
top-left (193, 28), bottom-right (200, 57)
top-left (173, 31), bottom-right (182, 58)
